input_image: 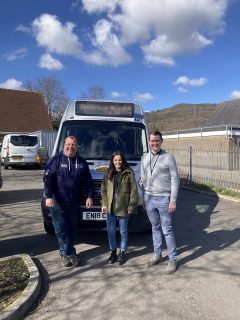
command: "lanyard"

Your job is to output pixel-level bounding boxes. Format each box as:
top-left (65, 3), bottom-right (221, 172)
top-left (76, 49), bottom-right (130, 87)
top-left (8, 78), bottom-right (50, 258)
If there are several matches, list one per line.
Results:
top-left (150, 151), bottom-right (161, 176)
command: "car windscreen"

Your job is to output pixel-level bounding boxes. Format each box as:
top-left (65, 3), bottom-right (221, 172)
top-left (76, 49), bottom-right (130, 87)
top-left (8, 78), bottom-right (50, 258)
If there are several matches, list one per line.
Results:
top-left (57, 120), bottom-right (148, 160)
top-left (10, 136), bottom-right (38, 147)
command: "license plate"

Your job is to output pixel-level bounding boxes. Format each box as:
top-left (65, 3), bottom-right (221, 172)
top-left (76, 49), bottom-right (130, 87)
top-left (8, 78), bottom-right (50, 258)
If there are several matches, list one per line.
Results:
top-left (11, 156), bottom-right (23, 160)
top-left (82, 212), bottom-right (107, 221)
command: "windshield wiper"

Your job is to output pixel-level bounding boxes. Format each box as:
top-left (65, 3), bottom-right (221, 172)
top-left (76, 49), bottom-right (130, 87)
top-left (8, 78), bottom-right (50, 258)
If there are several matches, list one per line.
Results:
top-left (86, 156), bottom-right (111, 160)
top-left (126, 156), bottom-right (140, 160)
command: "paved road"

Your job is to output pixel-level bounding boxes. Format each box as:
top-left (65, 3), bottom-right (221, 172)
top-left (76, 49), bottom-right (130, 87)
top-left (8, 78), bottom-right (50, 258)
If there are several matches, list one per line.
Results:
top-left (0, 168), bottom-right (240, 320)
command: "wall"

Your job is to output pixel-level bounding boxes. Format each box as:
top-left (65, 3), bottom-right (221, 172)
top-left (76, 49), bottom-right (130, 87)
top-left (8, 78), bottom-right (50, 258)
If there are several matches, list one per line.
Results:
top-left (162, 134), bottom-right (230, 151)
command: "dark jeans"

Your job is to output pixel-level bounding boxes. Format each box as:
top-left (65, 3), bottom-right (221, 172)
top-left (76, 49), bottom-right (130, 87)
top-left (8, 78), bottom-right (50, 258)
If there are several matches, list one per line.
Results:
top-left (50, 202), bottom-right (78, 256)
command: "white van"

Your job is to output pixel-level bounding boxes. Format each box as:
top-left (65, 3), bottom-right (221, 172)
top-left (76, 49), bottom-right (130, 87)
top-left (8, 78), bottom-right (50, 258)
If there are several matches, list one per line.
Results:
top-left (1, 134), bottom-right (41, 169)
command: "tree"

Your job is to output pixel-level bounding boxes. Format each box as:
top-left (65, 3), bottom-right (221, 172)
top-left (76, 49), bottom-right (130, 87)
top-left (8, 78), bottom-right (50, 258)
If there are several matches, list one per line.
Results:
top-left (24, 75), bottom-right (70, 129)
top-left (79, 85), bottom-right (106, 100)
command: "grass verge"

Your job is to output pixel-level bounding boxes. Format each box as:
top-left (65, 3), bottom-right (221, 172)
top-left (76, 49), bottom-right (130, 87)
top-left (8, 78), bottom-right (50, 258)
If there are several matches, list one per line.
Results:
top-left (181, 180), bottom-right (240, 199)
top-left (0, 257), bottom-right (30, 312)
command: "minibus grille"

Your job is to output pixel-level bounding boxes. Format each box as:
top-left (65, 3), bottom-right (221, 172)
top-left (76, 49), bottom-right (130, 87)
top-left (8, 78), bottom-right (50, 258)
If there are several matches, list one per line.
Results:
top-left (80, 179), bottom-right (102, 207)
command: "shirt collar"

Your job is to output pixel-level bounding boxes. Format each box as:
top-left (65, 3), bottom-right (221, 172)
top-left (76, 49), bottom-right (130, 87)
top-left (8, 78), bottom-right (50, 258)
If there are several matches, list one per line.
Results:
top-left (151, 149), bottom-right (162, 156)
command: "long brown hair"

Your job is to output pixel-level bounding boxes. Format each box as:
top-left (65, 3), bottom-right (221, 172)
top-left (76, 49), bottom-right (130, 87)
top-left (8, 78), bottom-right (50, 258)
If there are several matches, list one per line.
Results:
top-left (107, 151), bottom-right (129, 180)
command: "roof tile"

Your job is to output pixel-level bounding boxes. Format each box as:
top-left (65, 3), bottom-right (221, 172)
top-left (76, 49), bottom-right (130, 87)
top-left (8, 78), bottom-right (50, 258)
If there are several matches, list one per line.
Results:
top-left (0, 88), bottom-right (53, 132)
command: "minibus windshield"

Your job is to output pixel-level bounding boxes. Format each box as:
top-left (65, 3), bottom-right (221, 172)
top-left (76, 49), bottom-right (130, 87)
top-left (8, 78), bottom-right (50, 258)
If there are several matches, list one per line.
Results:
top-left (57, 120), bottom-right (148, 160)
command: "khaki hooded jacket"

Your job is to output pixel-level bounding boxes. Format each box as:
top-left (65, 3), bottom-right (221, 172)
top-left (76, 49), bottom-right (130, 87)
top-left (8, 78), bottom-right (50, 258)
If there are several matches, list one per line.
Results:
top-left (101, 167), bottom-right (138, 216)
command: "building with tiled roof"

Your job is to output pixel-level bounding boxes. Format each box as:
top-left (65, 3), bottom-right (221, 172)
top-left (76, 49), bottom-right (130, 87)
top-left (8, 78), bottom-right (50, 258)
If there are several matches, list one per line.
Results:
top-left (162, 98), bottom-right (240, 151)
top-left (161, 99), bottom-right (240, 188)
top-left (0, 88), bottom-right (53, 142)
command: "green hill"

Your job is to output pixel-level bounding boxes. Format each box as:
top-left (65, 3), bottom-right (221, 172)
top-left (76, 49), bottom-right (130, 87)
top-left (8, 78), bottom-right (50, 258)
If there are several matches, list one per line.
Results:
top-left (145, 103), bottom-right (218, 132)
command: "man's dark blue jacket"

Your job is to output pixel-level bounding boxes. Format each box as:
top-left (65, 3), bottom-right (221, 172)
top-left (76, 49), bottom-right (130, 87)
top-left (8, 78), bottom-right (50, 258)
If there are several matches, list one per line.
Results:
top-left (43, 151), bottom-right (93, 203)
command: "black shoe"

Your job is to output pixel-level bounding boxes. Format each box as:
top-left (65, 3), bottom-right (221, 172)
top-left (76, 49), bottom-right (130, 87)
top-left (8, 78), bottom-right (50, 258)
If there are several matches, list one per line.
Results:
top-left (60, 255), bottom-right (72, 267)
top-left (108, 250), bottom-right (117, 264)
top-left (70, 254), bottom-right (80, 267)
top-left (117, 250), bottom-right (126, 265)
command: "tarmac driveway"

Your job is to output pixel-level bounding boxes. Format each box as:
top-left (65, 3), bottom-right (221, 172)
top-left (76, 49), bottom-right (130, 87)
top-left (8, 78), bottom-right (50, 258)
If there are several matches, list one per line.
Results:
top-left (0, 168), bottom-right (240, 320)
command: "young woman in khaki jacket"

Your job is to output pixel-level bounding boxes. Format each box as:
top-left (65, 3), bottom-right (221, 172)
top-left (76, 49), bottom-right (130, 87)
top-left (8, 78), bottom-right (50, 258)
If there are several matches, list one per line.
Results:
top-left (101, 151), bottom-right (138, 265)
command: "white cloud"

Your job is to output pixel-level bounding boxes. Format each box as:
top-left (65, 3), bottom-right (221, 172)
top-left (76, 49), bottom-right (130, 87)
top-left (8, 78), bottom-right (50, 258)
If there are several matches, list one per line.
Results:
top-left (3, 48), bottom-right (28, 61)
top-left (111, 91), bottom-right (126, 98)
top-left (141, 35), bottom-right (175, 66)
top-left (133, 92), bottom-right (156, 102)
top-left (0, 78), bottom-right (23, 90)
top-left (174, 76), bottom-right (208, 87)
top-left (32, 14), bottom-right (82, 57)
top-left (94, 0), bottom-right (227, 65)
top-left (118, 0), bottom-right (227, 65)
top-left (89, 19), bottom-right (131, 66)
top-left (71, 0), bottom-right (81, 11)
top-left (230, 90), bottom-right (240, 99)
top-left (82, 0), bottom-right (118, 13)
top-left (28, 0), bottom-right (228, 67)
top-left (15, 24), bottom-right (31, 33)
top-left (38, 53), bottom-right (64, 70)
top-left (177, 86), bottom-right (189, 93)
top-left (82, 51), bottom-right (107, 65)
top-left (31, 14), bottom-right (130, 66)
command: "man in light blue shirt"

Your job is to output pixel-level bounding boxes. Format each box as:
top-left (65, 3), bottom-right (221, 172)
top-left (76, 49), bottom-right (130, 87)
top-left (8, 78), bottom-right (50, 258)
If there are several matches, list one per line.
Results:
top-left (141, 130), bottom-right (180, 273)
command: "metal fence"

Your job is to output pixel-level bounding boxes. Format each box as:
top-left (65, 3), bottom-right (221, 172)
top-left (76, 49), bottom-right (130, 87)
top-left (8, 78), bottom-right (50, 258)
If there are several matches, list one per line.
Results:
top-left (167, 147), bottom-right (240, 190)
top-left (32, 130), bottom-right (58, 156)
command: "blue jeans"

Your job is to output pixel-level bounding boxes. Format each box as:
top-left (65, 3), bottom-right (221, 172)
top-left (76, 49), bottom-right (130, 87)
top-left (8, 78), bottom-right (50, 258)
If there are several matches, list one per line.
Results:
top-left (50, 202), bottom-right (78, 256)
top-left (106, 214), bottom-right (129, 251)
top-left (144, 194), bottom-right (177, 261)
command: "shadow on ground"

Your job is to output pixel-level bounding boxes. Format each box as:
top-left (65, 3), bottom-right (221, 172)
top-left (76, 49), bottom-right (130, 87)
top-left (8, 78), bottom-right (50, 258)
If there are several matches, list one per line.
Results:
top-left (1, 188), bottom-right (239, 269)
top-left (0, 189), bottom-right (43, 205)
top-left (174, 189), bottom-right (240, 268)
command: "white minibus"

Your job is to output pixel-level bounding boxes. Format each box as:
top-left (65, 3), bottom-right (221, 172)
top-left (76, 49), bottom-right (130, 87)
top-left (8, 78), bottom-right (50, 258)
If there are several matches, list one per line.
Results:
top-left (42, 100), bottom-right (150, 233)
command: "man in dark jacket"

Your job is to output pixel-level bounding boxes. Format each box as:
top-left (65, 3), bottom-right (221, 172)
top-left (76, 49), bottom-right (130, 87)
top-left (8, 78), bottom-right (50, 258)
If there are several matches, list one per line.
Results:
top-left (43, 136), bottom-right (93, 267)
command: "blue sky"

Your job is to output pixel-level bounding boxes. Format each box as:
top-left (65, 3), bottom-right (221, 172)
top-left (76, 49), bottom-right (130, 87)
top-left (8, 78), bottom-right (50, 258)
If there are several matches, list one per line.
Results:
top-left (0, 0), bottom-right (240, 112)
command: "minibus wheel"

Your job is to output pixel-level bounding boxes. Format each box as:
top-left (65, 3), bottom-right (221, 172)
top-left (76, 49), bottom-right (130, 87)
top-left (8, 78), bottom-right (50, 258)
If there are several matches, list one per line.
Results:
top-left (3, 158), bottom-right (9, 170)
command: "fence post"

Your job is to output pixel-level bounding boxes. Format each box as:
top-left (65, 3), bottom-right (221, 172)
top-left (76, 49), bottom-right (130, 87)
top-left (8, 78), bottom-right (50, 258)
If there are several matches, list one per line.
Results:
top-left (189, 146), bottom-right (192, 182)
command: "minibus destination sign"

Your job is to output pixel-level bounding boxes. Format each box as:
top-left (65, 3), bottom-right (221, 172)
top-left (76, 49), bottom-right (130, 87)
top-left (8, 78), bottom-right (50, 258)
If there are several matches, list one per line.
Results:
top-left (75, 102), bottom-right (134, 117)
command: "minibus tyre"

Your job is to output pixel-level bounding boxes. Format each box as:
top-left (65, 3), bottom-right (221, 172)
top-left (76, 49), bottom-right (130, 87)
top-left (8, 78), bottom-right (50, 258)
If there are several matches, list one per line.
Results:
top-left (4, 159), bottom-right (9, 170)
top-left (44, 222), bottom-right (55, 235)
